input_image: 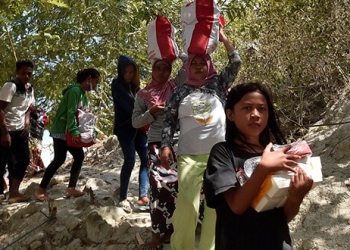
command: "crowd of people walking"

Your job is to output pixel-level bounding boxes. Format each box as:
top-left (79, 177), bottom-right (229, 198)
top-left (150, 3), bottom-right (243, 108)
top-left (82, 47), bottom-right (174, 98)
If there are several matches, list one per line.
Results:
top-left (0, 4), bottom-right (314, 249)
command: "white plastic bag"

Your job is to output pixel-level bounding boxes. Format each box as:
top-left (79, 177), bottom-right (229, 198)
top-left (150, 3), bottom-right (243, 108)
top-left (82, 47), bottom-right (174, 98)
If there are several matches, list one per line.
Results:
top-left (76, 109), bottom-right (95, 143)
top-left (147, 15), bottom-right (179, 64)
top-left (181, 0), bottom-right (221, 55)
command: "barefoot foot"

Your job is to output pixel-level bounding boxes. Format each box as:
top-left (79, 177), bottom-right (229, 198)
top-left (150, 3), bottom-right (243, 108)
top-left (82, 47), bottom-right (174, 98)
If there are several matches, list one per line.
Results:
top-left (35, 188), bottom-right (51, 202)
top-left (137, 196), bottom-right (149, 206)
top-left (8, 193), bottom-right (31, 204)
top-left (66, 187), bottom-right (85, 198)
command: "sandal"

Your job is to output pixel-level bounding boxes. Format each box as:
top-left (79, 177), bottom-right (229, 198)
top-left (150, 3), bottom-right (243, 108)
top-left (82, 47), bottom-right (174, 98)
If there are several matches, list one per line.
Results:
top-left (117, 200), bottom-right (132, 213)
top-left (134, 203), bottom-right (150, 212)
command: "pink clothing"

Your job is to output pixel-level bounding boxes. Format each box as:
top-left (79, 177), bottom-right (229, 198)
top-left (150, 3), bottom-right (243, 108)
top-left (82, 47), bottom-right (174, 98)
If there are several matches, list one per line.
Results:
top-left (185, 54), bottom-right (217, 88)
top-left (137, 60), bottom-right (175, 105)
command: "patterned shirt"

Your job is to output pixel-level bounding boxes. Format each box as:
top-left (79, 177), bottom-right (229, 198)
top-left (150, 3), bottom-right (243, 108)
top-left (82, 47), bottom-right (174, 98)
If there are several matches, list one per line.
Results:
top-left (161, 50), bottom-right (241, 155)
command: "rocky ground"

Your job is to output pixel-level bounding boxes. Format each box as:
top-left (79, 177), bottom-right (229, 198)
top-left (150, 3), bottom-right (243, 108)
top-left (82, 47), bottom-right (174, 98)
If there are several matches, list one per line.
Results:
top-left (0, 136), bottom-right (163, 250)
top-left (1, 90), bottom-right (350, 250)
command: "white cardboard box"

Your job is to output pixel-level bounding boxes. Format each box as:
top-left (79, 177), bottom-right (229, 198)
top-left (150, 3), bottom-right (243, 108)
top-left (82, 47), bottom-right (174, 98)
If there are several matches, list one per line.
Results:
top-left (251, 156), bottom-right (323, 212)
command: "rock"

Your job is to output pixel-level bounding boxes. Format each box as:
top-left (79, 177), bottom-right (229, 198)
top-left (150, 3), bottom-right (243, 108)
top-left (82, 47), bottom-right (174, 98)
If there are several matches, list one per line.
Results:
top-left (85, 178), bottom-right (107, 190)
top-left (86, 207), bottom-right (127, 243)
top-left (104, 135), bottom-right (119, 152)
top-left (64, 216), bottom-right (82, 231)
top-left (67, 238), bottom-right (83, 249)
top-left (29, 240), bottom-right (42, 250)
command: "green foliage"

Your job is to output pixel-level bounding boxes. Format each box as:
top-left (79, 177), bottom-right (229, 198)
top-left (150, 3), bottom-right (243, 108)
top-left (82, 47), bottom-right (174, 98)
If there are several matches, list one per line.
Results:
top-left (1, 0), bottom-right (349, 140)
top-left (228, 0), bottom-right (350, 140)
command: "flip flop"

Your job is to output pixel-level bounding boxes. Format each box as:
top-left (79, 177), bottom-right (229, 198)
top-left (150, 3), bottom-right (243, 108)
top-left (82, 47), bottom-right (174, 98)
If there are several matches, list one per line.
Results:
top-left (117, 200), bottom-right (132, 213)
top-left (133, 203), bottom-right (150, 212)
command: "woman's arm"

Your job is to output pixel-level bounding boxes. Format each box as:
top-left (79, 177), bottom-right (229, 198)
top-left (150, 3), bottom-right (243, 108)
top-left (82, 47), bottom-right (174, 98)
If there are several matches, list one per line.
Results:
top-left (219, 28), bottom-right (242, 91)
top-left (173, 53), bottom-right (188, 87)
top-left (132, 94), bottom-right (154, 129)
top-left (160, 89), bottom-right (179, 168)
top-left (224, 144), bottom-right (300, 215)
top-left (220, 28), bottom-right (235, 52)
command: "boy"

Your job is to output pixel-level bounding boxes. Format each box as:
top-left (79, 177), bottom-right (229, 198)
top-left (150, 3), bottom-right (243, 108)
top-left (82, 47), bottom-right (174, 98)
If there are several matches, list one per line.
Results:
top-left (0, 59), bottom-right (35, 204)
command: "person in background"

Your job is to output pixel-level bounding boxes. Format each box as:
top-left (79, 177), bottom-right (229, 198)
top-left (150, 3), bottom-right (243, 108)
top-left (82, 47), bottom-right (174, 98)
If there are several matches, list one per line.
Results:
top-left (132, 54), bottom-right (186, 249)
top-left (112, 55), bottom-right (149, 213)
top-left (160, 27), bottom-right (241, 250)
top-left (204, 82), bottom-right (313, 249)
top-left (27, 105), bottom-right (48, 174)
top-left (35, 68), bottom-right (100, 201)
top-left (0, 59), bottom-right (35, 204)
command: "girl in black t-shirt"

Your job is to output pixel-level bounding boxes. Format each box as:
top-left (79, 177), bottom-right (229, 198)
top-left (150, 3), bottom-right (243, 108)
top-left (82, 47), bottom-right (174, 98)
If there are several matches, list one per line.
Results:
top-left (204, 82), bottom-right (313, 250)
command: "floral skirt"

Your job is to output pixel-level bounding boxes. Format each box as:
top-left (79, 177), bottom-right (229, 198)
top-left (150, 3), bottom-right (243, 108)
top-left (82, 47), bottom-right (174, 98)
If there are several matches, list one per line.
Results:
top-left (148, 142), bottom-right (178, 234)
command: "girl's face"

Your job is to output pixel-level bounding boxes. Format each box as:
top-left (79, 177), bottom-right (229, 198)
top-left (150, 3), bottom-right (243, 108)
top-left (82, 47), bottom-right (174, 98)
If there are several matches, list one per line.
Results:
top-left (153, 62), bottom-right (171, 83)
top-left (124, 64), bottom-right (135, 83)
top-left (90, 76), bottom-right (100, 90)
top-left (189, 56), bottom-right (208, 81)
top-left (227, 91), bottom-right (269, 140)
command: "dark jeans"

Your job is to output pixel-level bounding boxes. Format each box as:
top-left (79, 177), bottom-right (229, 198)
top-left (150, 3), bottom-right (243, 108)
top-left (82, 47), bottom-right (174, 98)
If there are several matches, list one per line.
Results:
top-left (118, 131), bottom-right (149, 199)
top-left (0, 130), bottom-right (30, 194)
top-left (39, 138), bottom-right (84, 189)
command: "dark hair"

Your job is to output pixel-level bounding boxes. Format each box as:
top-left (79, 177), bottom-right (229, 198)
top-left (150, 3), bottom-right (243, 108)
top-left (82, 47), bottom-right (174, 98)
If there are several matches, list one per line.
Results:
top-left (16, 59), bottom-right (34, 71)
top-left (76, 68), bottom-right (100, 83)
top-left (225, 82), bottom-right (286, 149)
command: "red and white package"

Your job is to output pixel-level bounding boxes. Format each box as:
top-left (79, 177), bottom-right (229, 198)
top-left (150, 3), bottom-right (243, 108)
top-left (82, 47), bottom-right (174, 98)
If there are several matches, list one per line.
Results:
top-left (66, 109), bottom-right (95, 148)
top-left (181, 0), bottom-right (221, 55)
top-left (147, 15), bottom-right (179, 64)
top-left (273, 140), bottom-right (312, 157)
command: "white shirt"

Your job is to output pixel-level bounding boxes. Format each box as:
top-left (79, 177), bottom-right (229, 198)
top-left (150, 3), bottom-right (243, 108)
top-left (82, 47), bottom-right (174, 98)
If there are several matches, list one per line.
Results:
top-left (177, 89), bottom-right (225, 155)
top-left (0, 81), bottom-right (35, 131)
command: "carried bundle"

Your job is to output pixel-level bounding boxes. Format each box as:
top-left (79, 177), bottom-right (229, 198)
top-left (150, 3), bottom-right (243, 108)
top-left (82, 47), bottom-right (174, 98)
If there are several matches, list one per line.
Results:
top-left (240, 141), bottom-right (323, 212)
top-left (66, 109), bottom-right (95, 147)
top-left (181, 0), bottom-right (221, 55)
top-left (147, 15), bottom-right (179, 64)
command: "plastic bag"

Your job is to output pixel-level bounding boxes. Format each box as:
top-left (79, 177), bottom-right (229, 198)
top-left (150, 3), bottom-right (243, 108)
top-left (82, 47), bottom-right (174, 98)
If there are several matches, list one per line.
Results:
top-left (181, 0), bottom-right (221, 55)
top-left (147, 15), bottom-right (179, 64)
top-left (66, 109), bottom-right (95, 147)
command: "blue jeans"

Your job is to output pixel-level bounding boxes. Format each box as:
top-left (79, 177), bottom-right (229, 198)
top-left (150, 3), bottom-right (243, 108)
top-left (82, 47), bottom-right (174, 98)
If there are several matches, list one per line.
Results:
top-left (118, 131), bottom-right (148, 199)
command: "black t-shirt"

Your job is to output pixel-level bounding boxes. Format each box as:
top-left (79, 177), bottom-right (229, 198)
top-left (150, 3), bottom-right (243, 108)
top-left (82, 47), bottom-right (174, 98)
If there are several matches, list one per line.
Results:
top-left (204, 141), bottom-right (293, 250)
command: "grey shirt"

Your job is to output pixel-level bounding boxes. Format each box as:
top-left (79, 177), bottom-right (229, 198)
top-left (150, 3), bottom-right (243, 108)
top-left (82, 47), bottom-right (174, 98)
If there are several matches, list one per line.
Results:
top-left (132, 63), bottom-right (186, 143)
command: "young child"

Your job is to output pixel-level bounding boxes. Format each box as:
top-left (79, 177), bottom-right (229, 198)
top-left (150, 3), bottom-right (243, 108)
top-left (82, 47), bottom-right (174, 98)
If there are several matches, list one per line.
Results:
top-left (160, 27), bottom-right (241, 250)
top-left (204, 82), bottom-right (313, 250)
